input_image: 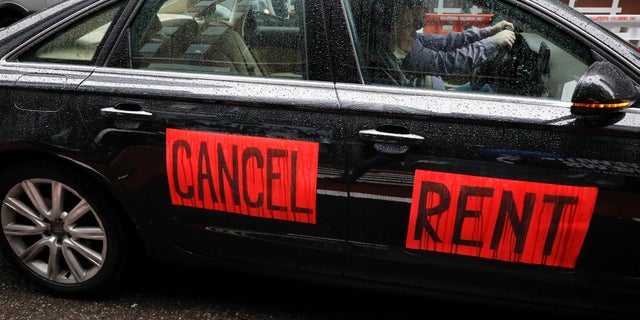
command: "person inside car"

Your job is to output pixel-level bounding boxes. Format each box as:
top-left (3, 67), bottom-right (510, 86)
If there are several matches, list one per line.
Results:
top-left (359, 0), bottom-right (515, 90)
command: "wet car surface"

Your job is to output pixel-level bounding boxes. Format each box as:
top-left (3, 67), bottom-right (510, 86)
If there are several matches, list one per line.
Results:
top-left (0, 0), bottom-right (638, 317)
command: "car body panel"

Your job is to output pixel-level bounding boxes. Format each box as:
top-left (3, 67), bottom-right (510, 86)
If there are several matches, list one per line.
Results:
top-left (77, 67), bottom-right (348, 274)
top-left (336, 82), bottom-right (640, 313)
top-left (0, 0), bottom-right (638, 316)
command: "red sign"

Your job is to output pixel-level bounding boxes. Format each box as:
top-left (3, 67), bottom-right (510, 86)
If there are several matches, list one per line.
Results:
top-left (423, 13), bottom-right (493, 34)
top-left (589, 15), bottom-right (639, 21)
top-left (166, 129), bottom-right (319, 224)
top-left (406, 170), bottom-right (598, 268)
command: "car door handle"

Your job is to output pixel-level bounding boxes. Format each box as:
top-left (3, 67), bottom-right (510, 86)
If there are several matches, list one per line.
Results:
top-left (358, 126), bottom-right (425, 146)
top-left (100, 104), bottom-right (153, 119)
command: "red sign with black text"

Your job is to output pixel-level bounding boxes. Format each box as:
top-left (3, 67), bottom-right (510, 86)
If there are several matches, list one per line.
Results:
top-left (166, 129), bottom-right (319, 224)
top-left (406, 170), bottom-right (598, 268)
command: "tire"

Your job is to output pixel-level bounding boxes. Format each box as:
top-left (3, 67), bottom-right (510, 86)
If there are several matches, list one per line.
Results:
top-left (0, 162), bottom-right (129, 297)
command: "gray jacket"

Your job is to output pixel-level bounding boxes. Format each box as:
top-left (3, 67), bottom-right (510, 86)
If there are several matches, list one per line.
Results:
top-left (402, 26), bottom-right (498, 89)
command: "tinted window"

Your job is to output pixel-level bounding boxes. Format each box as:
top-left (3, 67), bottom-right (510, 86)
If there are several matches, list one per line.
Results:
top-left (349, 0), bottom-right (592, 101)
top-left (129, 0), bottom-right (305, 79)
top-left (19, 4), bottom-right (124, 64)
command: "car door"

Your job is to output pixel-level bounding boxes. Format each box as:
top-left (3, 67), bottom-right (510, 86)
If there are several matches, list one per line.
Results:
top-left (64, 0), bottom-right (348, 275)
top-left (0, 2), bottom-right (126, 152)
top-left (337, 0), bottom-right (640, 310)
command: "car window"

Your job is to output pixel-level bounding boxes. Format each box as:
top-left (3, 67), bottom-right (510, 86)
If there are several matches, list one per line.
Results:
top-left (129, 0), bottom-right (305, 79)
top-left (18, 4), bottom-right (124, 64)
top-left (348, 0), bottom-right (593, 101)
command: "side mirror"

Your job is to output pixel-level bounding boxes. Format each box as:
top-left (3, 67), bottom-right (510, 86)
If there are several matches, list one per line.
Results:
top-left (571, 61), bottom-right (638, 116)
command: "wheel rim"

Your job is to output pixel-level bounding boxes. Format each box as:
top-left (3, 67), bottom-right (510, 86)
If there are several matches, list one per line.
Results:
top-left (1, 178), bottom-right (107, 284)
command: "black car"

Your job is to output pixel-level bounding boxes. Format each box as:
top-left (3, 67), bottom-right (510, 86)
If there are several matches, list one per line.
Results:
top-left (0, 0), bottom-right (638, 317)
top-left (0, 0), bottom-right (66, 27)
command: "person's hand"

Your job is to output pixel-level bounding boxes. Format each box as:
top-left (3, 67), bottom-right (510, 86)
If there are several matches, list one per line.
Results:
top-left (491, 29), bottom-right (516, 47)
top-left (490, 20), bottom-right (514, 34)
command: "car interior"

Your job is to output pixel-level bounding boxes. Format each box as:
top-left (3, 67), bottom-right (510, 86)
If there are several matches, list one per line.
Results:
top-left (14, 0), bottom-right (593, 102)
top-left (15, 0), bottom-right (305, 79)
top-left (131, 0), bottom-right (305, 78)
top-left (346, 0), bottom-right (592, 101)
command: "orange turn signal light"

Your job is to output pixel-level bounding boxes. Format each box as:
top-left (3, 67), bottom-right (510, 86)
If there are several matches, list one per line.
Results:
top-left (571, 101), bottom-right (632, 109)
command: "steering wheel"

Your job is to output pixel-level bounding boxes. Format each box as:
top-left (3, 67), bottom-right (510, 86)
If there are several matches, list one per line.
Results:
top-left (470, 28), bottom-right (550, 97)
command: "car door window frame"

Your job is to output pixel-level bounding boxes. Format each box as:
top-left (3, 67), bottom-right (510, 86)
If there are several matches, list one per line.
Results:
top-left (346, 0), bottom-right (594, 102)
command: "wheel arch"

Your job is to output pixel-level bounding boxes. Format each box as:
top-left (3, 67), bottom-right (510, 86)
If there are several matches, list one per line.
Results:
top-left (0, 2), bottom-right (29, 19)
top-left (0, 147), bottom-right (147, 261)
top-left (0, 2), bottom-right (28, 12)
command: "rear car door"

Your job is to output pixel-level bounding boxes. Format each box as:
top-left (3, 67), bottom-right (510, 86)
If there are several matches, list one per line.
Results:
top-left (0, 2), bottom-right (125, 153)
top-left (64, 0), bottom-right (347, 275)
top-left (337, 0), bottom-right (640, 311)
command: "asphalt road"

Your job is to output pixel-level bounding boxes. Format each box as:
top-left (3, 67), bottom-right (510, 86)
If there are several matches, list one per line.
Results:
top-left (0, 253), bottom-right (457, 320)
top-left (0, 253), bottom-right (629, 320)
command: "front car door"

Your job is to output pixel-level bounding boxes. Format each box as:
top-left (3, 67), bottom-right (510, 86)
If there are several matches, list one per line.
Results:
top-left (337, 0), bottom-right (640, 313)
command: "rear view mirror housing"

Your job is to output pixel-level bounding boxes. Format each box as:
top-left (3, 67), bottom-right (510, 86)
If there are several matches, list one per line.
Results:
top-left (571, 61), bottom-right (638, 115)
